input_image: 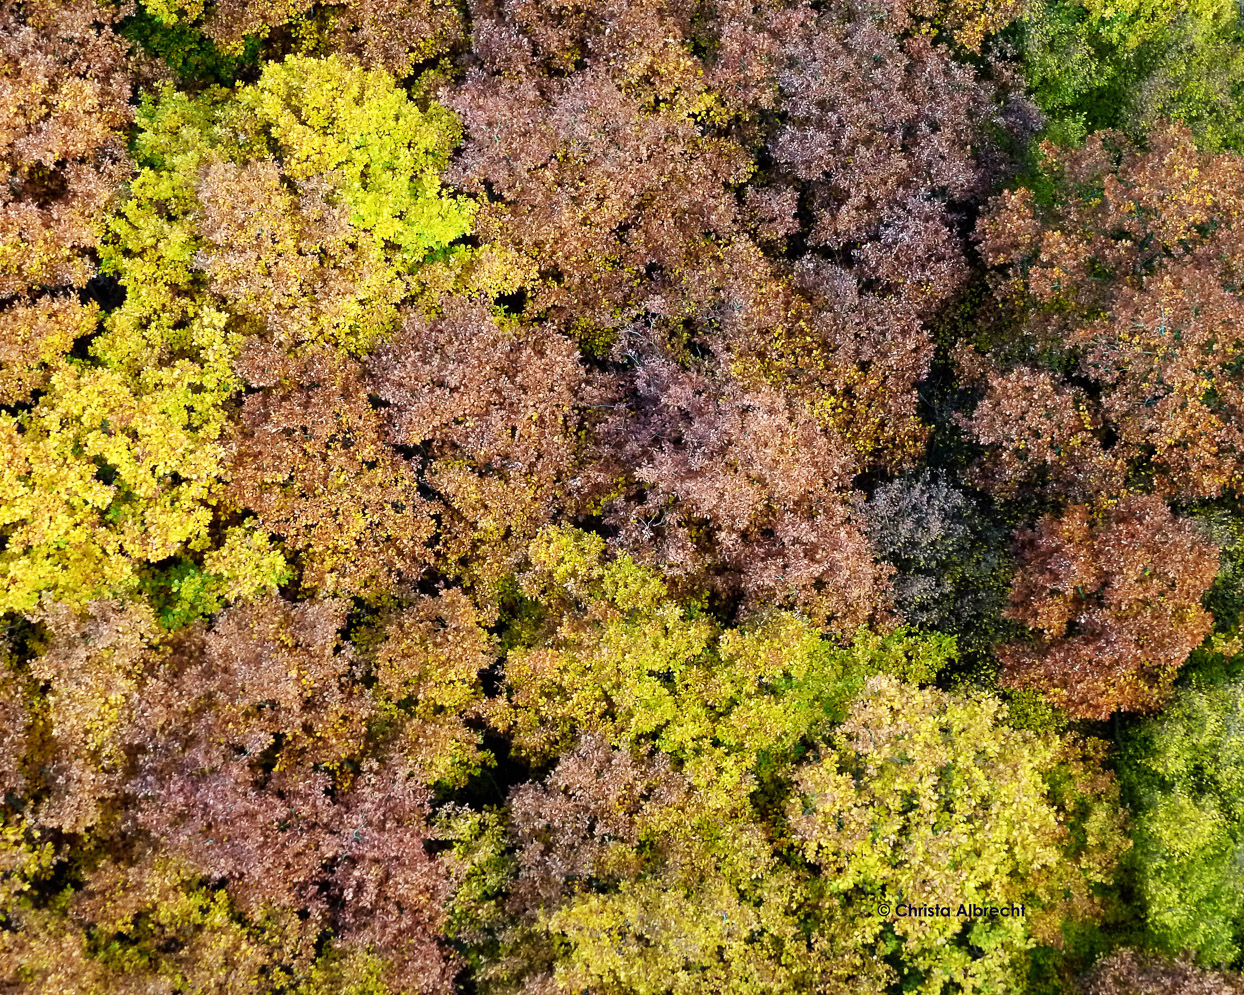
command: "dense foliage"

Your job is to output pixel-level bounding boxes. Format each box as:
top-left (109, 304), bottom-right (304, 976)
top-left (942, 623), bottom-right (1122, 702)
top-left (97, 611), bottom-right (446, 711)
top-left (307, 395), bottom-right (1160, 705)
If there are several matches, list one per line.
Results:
top-left (4, 0), bottom-right (1244, 992)
top-left (1118, 677), bottom-right (1244, 965)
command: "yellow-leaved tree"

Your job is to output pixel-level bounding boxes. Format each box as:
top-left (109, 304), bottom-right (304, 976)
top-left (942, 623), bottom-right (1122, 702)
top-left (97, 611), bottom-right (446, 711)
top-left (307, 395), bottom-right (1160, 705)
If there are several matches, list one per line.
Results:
top-left (1, 54), bottom-right (479, 620)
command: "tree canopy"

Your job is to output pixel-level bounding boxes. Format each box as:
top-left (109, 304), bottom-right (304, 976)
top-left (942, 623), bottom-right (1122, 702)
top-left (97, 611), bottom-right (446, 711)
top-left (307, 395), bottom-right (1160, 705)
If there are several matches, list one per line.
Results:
top-left (4, 1), bottom-right (1244, 992)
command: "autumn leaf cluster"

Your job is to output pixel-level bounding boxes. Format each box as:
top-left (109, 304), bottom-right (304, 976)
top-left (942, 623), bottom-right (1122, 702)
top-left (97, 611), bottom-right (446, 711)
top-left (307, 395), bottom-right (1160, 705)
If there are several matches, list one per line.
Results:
top-left (3, 0), bottom-right (1244, 993)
